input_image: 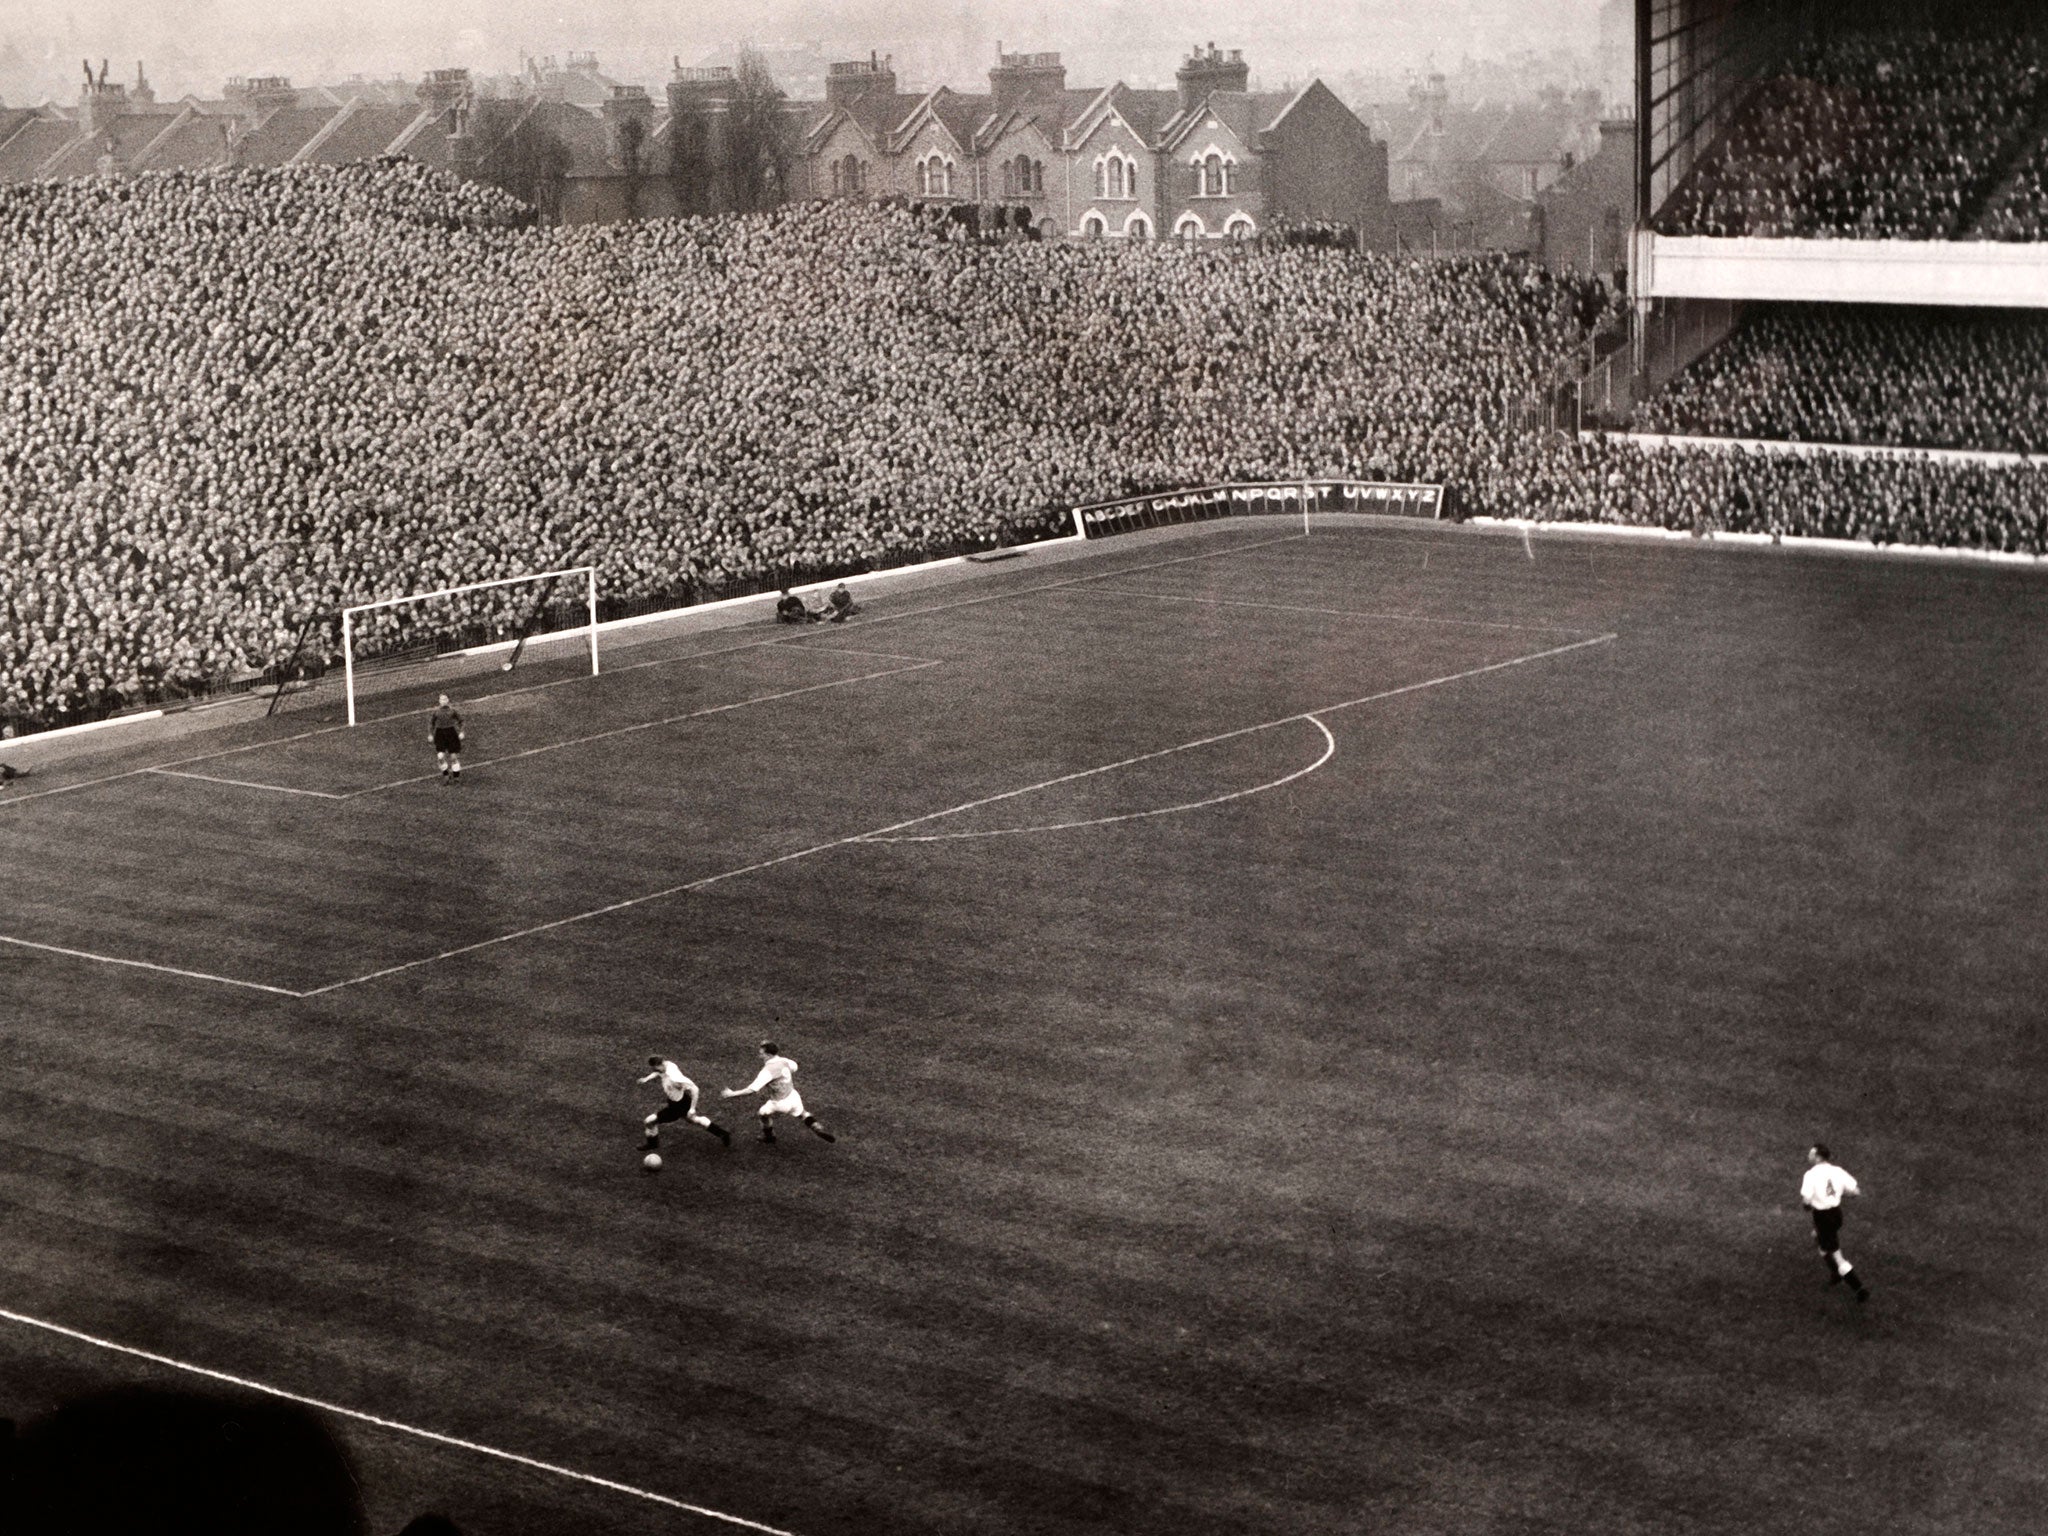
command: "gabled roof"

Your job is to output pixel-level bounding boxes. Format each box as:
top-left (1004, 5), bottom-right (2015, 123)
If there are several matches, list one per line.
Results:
top-left (845, 89), bottom-right (920, 144)
top-left (0, 115), bottom-right (76, 180)
top-left (1158, 88), bottom-right (1297, 154)
top-left (1065, 83), bottom-right (1181, 151)
top-left (141, 112), bottom-right (235, 171)
top-left (35, 111), bottom-right (185, 178)
top-left (930, 90), bottom-right (990, 155)
top-left (0, 107), bottom-right (40, 155)
top-left (974, 105), bottom-right (1058, 155)
top-left (386, 106), bottom-right (452, 166)
top-left (301, 103), bottom-right (421, 164)
top-left (233, 105), bottom-right (338, 166)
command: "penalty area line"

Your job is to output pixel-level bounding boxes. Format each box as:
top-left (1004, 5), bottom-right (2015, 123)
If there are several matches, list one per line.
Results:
top-left (309, 627), bottom-right (1614, 996)
top-left (147, 768), bottom-right (349, 799)
top-left (0, 1308), bottom-right (803, 1536)
top-left (0, 934), bottom-right (305, 997)
top-left (864, 715), bottom-right (1338, 842)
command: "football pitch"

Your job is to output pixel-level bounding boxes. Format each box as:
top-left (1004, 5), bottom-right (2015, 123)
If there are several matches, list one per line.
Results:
top-left (2, 521), bottom-right (2044, 1535)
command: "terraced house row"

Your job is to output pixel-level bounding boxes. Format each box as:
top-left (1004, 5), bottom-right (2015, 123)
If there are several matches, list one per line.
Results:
top-left (0, 45), bottom-right (1392, 241)
top-left (790, 45), bottom-right (1392, 242)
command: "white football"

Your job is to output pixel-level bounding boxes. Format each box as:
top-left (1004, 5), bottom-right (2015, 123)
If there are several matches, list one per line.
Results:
top-left (642, 1153), bottom-right (662, 1171)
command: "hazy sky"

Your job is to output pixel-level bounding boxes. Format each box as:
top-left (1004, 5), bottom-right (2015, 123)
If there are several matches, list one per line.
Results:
top-left (4, 0), bottom-right (1609, 104)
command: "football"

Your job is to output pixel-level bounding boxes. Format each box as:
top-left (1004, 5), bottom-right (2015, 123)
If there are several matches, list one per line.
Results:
top-left (642, 1153), bottom-right (662, 1171)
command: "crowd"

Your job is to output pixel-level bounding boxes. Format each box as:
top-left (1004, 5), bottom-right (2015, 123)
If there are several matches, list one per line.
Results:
top-left (1975, 132), bottom-right (2048, 242)
top-left (1630, 305), bottom-right (2048, 455)
top-left (3, 160), bottom-right (2045, 733)
top-left (0, 160), bottom-right (1596, 728)
top-left (1655, 29), bottom-right (2048, 240)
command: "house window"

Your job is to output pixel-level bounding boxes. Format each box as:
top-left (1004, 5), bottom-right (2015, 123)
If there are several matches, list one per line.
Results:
top-left (1096, 150), bottom-right (1136, 201)
top-left (1225, 213), bottom-right (1255, 240)
top-left (1081, 212), bottom-right (1106, 238)
top-left (1174, 213), bottom-right (1206, 239)
top-left (1524, 166), bottom-right (1540, 198)
top-left (1125, 211), bottom-right (1151, 239)
top-left (1032, 159), bottom-right (1044, 193)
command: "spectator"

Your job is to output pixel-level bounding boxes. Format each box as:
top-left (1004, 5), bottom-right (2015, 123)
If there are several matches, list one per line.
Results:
top-left (2, 158), bottom-right (2040, 735)
top-left (1632, 305), bottom-right (2048, 455)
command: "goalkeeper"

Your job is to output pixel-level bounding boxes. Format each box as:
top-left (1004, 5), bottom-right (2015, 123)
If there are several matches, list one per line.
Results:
top-left (429, 695), bottom-right (464, 783)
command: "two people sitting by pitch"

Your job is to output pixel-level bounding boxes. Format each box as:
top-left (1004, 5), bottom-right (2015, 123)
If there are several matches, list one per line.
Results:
top-left (776, 583), bottom-right (859, 624)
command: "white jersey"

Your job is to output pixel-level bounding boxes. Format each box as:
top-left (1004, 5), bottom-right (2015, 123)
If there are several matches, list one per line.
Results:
top-left (656, 1062), bottom-right (698, 1103)
top-left (742, 1055), bottom-right (799, 1102)
top-left (1801, 1162), bottom-right (1859, 1210)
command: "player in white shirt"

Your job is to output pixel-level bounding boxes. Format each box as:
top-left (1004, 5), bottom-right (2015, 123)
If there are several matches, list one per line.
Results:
top-left (1800, 1144), bottom-right (1869, 1302)
top-left (639, 1057), bottom-right (732, 1147)
top-left (722, 1041), bottom-right (836, 1144)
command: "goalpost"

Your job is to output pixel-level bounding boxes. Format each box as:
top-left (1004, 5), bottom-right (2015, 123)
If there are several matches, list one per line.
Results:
top-left (340, 566), bottom-right (599, 727)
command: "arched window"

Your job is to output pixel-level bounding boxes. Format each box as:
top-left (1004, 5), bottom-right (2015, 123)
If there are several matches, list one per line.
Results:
top-left (1225, 213), bottom-right (1255, 240)
top-left (1094, 160), bottom-right (1107, 199)
top-left (1204, 153), bottom-right (1224, 197)
top-left (1081, 212), bottom-right (1106, 238)
top-left (1124, 211), bottom-right (1151, 239)
top-left (1032, 159), bottom-right (1044, 193)
top-left (1174, 213), bottom-right (1206, 239)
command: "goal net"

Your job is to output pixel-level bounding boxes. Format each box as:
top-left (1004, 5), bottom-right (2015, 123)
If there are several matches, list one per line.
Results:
top-left (340, 566), bottom-right (599, 726)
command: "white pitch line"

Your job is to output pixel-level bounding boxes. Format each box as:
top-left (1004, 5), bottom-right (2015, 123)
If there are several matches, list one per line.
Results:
top-left (147, 768), bottom-right (350, 799)
top-left (1083, 586), bottom-right (1595, 635)
top-left (341, 659), bottom-right (943, 797)
top-left (0, 1306), bottom-right (802, 1535)
top-left (0, 934), bottom-right (305, 997)
top-left (309, 629), bottom-right (1612, 995)
top-left (857, 635), bottom-right (1611, 843)
top-left (864, 715), bottom-right (1338, 842)
top-left (0, 532), bottom-right (1304, 814)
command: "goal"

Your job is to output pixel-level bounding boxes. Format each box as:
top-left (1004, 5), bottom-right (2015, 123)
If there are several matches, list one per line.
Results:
top-left (340, 566), bottom-right (599, 726)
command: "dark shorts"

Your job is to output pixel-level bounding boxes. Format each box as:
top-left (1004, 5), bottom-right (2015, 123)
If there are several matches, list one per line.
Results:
top-left (433, 727), bottom-right (462, 753)
top-left (653, 1092), bottom-right (698, 1123)
top-left (1811, 1207), bottom-right (1844, 1253)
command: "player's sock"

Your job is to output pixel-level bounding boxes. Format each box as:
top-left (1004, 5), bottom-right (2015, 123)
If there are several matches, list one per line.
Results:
top-left (760, 1123), bottom-right (775, 1143)
top-left (804, 1115), bottom-right (836, 1142)
top-left (1844, 1267), bottom-right (1868, 1300)
top-left (1823, 1255), bottom-right (1842, 1286)
top-left (706, 1121), bottom-right (731, 1145)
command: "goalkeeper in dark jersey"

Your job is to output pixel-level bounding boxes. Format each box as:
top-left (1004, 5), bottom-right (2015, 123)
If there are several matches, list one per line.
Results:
top-left (430, 695), bottom-right (464, 783)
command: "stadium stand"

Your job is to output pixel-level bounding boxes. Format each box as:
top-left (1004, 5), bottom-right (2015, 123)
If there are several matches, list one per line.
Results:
top-left (1630, 305), bottom-right (2048, 454)
top-left (1654, 27), bottom-right (2048, 240)
top-left (2, 160), bottom-right (2044, 736)
top-left (0, 161), bottom-right (1594, 731)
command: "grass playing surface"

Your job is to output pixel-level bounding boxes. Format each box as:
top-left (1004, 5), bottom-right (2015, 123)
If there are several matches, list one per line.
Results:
top-left (2, 520), bottom-right (2044, 1536)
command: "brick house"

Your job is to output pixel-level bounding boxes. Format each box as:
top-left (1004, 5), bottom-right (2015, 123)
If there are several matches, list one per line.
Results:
top-left (795, 44), bottom-right (1390, 245)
